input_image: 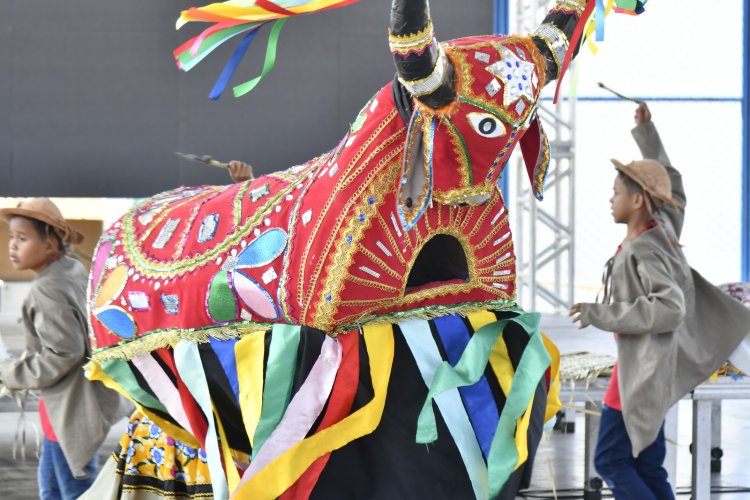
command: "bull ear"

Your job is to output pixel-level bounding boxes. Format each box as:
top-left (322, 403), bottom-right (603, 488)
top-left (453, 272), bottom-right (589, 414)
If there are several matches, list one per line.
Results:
top-left (389, 0), bottom-right (455, 109)
top-left (519, 114), bottom-right (551, 201)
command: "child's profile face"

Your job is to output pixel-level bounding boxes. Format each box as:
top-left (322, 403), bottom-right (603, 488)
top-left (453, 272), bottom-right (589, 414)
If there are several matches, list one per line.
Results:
top-left (609, 175), bottom-right (638, 224)
top-left (7, 216), bottom-right (56, 274)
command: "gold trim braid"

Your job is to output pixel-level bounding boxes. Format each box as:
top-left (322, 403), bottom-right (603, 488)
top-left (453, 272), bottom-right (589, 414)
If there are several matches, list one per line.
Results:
top-left (388, 22), bottom-right (434, 55)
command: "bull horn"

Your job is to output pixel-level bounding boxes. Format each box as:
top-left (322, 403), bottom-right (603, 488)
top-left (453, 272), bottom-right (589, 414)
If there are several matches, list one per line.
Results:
top-left (389, 0), bottom-right (455, 109)
top-left (531, 0), bottom-right (594, 96)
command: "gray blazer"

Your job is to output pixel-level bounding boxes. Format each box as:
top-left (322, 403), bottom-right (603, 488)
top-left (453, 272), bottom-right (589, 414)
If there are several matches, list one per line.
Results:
top-left (1, 256), bottom-right (127, 477)
top-left (580, 122), bottom-right (750, 456)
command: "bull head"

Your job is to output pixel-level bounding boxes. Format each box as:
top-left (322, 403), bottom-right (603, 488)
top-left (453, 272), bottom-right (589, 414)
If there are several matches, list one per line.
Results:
top-left (389, 0), bottom-right (588, 230)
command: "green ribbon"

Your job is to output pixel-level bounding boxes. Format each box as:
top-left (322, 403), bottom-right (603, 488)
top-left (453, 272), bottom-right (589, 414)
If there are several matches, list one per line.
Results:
top-left (102, 358), bottom-right (168, 414)
top-left (251, 323), bottom-right (300, 458)
top-left (177, 24), bottom-right (253, 70)
top-left (615, 0), bottom-right (638, 9)
top-left (415, 310), bottom-right (551, 498)
top-left (233, 18), bottom-right (288, 98)
top-left (487, 315), bottom-right (550, 497)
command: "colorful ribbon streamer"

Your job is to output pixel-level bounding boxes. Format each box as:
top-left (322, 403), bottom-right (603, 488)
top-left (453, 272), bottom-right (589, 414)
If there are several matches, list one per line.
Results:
top-left (231, 324), bottom-right (394, 499)
top-left (401, 319), bottom-right (489, 500)
top-left (174, 0), bottom-right (359, 98)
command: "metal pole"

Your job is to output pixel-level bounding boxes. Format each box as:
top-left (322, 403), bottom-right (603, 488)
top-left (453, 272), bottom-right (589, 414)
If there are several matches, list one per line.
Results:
top-left (742, 0), bottom-right (750, 280)
top-left (494, 0), bottom-right (511, 201)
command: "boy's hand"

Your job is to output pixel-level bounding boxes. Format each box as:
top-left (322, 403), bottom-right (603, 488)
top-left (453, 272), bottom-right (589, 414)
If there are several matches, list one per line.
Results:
top-left (569, 303), bottom-right (585, 329)
top-left (228, 161), bottom-right (254, 183)
top-left (634, 102), bottom-right (651, 125)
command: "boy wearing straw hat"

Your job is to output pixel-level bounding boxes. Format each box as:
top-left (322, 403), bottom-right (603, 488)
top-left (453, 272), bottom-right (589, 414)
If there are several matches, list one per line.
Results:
top-left (0, 198), bottom-right (126, 499)
top-left (570, 103), bottom-right (750, 498)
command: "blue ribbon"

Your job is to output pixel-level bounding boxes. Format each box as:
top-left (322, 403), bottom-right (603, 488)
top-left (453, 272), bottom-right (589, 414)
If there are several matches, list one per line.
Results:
top-left (209, 337), bottom-right (240, 403)
top-left (209, 26), bottom-right (262, 100)
top-left (401, 319), bottom-right (489, 500)
top-left (595, 0), bottom-right (605, 42)
top-left (433, 314), bottom-right (500, 459)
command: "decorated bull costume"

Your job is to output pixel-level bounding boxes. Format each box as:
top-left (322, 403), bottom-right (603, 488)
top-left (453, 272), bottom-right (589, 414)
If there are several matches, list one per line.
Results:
top-left (86, 1), bottom-right (596, 498)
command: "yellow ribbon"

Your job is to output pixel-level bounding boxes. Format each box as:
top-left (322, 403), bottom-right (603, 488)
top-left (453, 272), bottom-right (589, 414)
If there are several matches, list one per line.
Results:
top-left (541, 333), bottom-right (562, 422)
top-left (466, 311), bottom-right (531, 469)
top-left (180, 0), bottom-right (352, 24)
top-left (235, 331), bottom-right (266, 447)
top-left (584, 0), bottom-right (615, 54)
top-left (231, 324), bottom-right (394, 499)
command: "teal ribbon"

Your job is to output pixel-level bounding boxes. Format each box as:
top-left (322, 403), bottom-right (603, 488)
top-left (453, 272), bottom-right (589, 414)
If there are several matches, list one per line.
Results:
top-left (401, 319), bottom-right (489, 500)
top-left (174, 341), bottom-right (228, 500)
top-left (415, 310), bottom-right (551, 498)
top-left (251, 323), bottom-right (300, 458)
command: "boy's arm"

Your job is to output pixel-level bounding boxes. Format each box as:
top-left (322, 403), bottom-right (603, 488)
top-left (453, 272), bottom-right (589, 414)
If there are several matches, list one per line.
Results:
top-left (578, 251), bottom-right (686, 335)
top-left (631, 104), bottom-right (686, 237)
top-left (0, 288), bottom-right (87, 390)
top-left (631, 120), bottom-right (671, 167)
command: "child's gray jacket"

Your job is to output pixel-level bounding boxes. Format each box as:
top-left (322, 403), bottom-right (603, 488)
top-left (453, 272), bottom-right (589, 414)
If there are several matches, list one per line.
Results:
top-left (0, 256), bottom-right (129, 477)
top-left (579, 121), bottom-right (750, 456)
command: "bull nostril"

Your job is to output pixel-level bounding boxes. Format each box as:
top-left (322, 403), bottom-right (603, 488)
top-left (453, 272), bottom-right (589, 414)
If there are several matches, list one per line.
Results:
top-left (405, 197), bottom-right (413, 208)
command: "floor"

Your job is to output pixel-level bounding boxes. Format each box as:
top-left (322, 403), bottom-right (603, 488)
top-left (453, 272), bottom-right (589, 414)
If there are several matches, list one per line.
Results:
top-left (0, 314), bottom-right (748, 499)
top-left (523, 315), bottom-right (750, 499)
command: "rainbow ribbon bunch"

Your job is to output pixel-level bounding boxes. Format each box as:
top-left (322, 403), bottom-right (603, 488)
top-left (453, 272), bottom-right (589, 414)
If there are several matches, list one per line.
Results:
top-left (586, 0), bottom-right (648, 53)
top-left (553, 0), bottom-right (649, 102)
top-left (174, 0), bottom-right (358, 100)
top-left (613, 0), bottom-right (648, 15)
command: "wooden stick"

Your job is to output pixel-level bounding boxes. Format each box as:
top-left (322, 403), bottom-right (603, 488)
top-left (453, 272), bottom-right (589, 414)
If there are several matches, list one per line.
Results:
top-left (597, 82), bottom-right (643, 104)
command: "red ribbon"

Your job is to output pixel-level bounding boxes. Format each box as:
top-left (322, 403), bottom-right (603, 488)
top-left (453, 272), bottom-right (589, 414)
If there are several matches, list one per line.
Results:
top-left (553, 0), bottom-right (595, 103)
top-left (278, 331), bottom-right (361, 499)
top-left (154, 348), bottom-right (210, 449)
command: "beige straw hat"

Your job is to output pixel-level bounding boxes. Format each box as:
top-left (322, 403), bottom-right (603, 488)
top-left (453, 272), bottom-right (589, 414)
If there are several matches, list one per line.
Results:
top-left (0, 198), bottom-right (84, 244)
top-left (611, 159), bottom-right (683, 209)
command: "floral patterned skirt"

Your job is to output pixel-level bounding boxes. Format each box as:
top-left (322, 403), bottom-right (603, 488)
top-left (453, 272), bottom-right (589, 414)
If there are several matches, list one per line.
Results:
top-left (114, 411), bottom-right (213, 499)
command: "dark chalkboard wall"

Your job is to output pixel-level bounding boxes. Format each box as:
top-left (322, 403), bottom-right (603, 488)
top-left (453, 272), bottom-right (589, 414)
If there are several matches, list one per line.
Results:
top-left (0, 1), bottom-right (493, 197)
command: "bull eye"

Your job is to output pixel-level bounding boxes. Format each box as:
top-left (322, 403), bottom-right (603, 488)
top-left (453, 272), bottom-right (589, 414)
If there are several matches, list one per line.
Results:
top-left (467, 112), bottom-right (506, 138)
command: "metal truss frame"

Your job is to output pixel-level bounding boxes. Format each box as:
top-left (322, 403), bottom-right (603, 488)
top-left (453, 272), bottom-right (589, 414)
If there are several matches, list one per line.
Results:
top-left (510, 0), bottom-right (576, 312)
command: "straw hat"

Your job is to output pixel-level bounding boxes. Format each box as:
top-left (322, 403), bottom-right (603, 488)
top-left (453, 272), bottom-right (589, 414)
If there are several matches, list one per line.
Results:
top-left (0, 198), bottom-right (84, 244)
top-left (611, 159), bottom-right (683, 209)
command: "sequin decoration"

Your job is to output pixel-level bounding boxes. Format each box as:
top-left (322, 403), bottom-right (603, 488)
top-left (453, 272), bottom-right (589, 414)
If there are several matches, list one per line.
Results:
top-left (250, 184), bottom-right (270, 202)
top-left (485, 78), bottom-right (501, 97)
top-left (137, 208), bottom-right (159, 225)
top-left (197, 213), bottom-right (219, 243)
top-left (236, 228), bottom-right (288, 268)
top-left (95, 306), bottom-right (137, 339)
top-left (160, 294), bottom-right (179, 315)
top-left (262, 267), bottom-right (278, 284)
top-left (153, 219), bottom-right (180, 249)
top-left (486, 47), bottom-right (536, 106)
top-left (128, 291), bottom-right (151, 312)
top-left (474, 51), bottom-right (490, 63)
top-left (232, 270), bottom-right (279, 320)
